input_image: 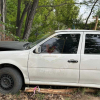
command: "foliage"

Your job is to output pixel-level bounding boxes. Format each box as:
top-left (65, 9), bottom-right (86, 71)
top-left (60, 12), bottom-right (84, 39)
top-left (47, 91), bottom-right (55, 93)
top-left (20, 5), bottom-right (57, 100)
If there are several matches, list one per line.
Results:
top-left (54, 0), bottom-right (79, 27)
top-left (6, 0), bottom-right (17, 34)
top-left (0, 21), bottom-right (25, 41)
top-left (5, 0), bottom-right (79, 42)
top-left (96, 9), bottom-right (100, 17)
top-left (6, 0), bottom-right (26, 35)
top-left (28, 0), bottom-right (79, 42)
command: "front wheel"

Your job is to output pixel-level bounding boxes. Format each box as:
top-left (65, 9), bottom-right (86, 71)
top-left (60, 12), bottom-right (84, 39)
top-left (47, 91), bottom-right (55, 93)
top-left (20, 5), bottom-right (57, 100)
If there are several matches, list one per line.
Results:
top-left (0, 67), bottom-right (23, 94)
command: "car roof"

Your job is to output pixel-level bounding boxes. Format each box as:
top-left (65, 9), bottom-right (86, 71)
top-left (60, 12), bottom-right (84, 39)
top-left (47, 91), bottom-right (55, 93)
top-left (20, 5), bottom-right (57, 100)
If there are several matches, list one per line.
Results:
top-left (55, 30), bottom-right (100, 33)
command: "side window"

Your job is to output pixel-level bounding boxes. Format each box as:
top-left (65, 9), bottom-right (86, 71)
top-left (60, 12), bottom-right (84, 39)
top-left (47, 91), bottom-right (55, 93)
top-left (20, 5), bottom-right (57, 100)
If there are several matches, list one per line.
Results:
top-left (85, 34), bottom-right (100, 54)
top-left (41, 34), bottom-right (80, 54)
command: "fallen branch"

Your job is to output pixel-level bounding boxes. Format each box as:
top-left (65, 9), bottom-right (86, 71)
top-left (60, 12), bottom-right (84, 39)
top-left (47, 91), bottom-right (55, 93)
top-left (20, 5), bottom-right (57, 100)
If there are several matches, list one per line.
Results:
top-left (25, 87), bottom-right (99, 95)
top-left (38, 2), bottom-right (84, 8)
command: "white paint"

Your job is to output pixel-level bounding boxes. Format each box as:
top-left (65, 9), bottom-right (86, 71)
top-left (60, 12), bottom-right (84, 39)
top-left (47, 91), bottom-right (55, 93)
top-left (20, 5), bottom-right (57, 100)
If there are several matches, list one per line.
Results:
top-left (1, 30), bottom-right (100, 88)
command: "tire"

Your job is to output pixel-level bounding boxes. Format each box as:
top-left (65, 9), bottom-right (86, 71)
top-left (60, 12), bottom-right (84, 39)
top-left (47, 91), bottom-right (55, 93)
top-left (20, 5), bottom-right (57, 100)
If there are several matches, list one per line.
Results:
top-left (0, 67), bottom-right (23, 94)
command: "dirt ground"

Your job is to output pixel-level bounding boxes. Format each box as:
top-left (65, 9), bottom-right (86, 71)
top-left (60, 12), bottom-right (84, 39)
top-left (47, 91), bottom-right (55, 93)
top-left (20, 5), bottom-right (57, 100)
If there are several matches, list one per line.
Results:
top-left (0, 88), bottom-right (100, 100)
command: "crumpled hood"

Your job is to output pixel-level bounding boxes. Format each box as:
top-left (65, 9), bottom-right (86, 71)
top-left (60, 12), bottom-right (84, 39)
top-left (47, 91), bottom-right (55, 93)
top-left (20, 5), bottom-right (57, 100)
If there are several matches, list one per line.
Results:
top-left (0, 41), bottom-right (31, 51)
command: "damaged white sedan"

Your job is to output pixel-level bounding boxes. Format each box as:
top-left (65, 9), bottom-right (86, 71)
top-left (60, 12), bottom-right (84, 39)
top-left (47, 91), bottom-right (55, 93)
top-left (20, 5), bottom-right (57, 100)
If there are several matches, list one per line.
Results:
top-left (0, 30), bottom-right (100, 94)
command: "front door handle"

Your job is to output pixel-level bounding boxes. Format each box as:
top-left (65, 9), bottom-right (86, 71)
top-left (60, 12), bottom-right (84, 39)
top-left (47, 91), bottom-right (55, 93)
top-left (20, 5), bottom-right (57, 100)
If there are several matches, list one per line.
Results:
top-left (68, 59), bottom-right (78, 63)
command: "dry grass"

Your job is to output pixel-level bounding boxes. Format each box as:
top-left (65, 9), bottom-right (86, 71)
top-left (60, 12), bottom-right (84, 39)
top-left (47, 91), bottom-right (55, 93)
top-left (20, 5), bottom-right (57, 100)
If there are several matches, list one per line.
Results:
top-left (0, 88), bottom-right (100, 100)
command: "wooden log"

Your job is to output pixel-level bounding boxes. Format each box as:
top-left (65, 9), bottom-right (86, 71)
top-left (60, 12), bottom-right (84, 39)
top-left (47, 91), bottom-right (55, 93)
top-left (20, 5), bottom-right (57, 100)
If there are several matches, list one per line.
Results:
top-left (25, 87), bottom-right (99, 95)
top-left (25, 87), bottom-right (77, 94)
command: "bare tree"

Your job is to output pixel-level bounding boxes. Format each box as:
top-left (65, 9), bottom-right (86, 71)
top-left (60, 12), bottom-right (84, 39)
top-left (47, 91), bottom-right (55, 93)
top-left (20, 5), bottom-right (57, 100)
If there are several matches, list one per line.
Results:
top-left (85, 0), bottom-right (99, 29)
top-left (22, 0), bottom-right (39, 40)
top-left (0, 0), bottom-right (6, 40)
top-left (16, 0), bottom-right (21, 35)
top-left (0, 0), bottom-right (6, 31)
top-left (16, 2), bottom-right (31, 37)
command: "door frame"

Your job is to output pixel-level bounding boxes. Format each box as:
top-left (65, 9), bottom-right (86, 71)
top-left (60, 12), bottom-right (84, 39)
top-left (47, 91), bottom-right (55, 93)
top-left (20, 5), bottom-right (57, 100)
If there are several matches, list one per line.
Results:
top-left (28, 31), bottom-right (83, 84)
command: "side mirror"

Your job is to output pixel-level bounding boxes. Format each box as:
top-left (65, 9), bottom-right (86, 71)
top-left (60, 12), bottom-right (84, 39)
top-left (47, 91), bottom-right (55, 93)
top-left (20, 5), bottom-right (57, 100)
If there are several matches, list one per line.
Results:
top-left (35, 46), bottom-right (41, 54)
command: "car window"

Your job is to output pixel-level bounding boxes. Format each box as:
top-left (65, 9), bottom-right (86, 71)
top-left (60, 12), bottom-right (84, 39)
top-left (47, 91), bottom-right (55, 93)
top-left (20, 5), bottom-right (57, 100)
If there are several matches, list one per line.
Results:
top-left (85, 34), bottom-right (100, 54)
top-left (41, 34), bottom-right (80, 54)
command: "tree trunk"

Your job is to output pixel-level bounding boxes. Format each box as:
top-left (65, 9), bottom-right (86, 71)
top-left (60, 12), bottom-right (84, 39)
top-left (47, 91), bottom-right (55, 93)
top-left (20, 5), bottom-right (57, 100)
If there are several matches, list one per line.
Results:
top-left (23, 0), bottom-right (39, 40)
top-left (0, 0), bottom-right (1, 21)
top-left (85, 0), bottom-right (98, 29)
top-left (1, 0), bottom-right (6, 40)
top-left (16, 2), bottom-right (31, 37)
top-left (16, 0), bottom-right (21, 34)
top-left (24, 4), bottom-right (31, 34)
top-left (94, 16), bottom-right (99, 30)
top-left (2, 0), bottom-right (6, 30)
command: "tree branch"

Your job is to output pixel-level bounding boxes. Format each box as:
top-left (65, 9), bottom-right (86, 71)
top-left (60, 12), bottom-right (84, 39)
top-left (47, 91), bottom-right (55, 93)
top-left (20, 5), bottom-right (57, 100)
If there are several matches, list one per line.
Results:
top-left (85, 0), bottom-right (99, 29)
top-left (38, 2), bottom-right (84, 8)
top-left (16, 0), bottom-right (21, 33)
top-left (16, 2), bottom-right (31, 37)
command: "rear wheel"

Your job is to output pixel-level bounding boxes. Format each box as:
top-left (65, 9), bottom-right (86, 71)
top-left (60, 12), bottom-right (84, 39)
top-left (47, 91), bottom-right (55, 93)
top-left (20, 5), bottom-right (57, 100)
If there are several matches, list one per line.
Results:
top-left (0, 67), bottom-right (23, 94)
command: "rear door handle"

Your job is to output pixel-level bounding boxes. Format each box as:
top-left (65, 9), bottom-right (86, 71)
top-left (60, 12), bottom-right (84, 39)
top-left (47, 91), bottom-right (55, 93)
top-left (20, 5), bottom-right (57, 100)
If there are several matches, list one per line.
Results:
top-left (68, 59), bottom-right (78, 63)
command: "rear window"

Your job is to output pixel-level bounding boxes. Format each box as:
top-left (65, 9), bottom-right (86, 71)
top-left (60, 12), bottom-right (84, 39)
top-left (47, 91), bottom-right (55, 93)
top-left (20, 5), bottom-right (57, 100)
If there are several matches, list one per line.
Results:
top-left (85, 34), bottom-right (100, 54)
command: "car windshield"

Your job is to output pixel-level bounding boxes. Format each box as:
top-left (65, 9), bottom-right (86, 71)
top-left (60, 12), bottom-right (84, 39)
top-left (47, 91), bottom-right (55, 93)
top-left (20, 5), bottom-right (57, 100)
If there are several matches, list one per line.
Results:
top-left (29, 34), bottom-right (53, 48)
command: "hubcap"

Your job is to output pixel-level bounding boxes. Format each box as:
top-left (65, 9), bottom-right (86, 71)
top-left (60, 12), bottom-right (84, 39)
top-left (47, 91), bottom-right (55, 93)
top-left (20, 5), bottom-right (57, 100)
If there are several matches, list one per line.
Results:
top-left (0, 74), bottom-right (14, 90)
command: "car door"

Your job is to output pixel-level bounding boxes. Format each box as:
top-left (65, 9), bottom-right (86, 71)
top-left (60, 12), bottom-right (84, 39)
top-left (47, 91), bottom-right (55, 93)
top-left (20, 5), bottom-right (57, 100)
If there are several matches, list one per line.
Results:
top-left (80, 32), bottom-right (100, 84)
top-left (28, 32), bottom-right (82, 84)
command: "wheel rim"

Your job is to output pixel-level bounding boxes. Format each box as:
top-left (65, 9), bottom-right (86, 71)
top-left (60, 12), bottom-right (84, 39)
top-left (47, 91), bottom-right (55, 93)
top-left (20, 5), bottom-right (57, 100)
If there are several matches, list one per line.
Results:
top-left (0, 74), bottom-right (14, 90)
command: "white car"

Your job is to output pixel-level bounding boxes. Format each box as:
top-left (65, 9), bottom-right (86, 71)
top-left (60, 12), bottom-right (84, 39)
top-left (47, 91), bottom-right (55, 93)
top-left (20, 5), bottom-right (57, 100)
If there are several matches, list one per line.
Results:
top-left (0, 30), bottom-right (100, 94)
